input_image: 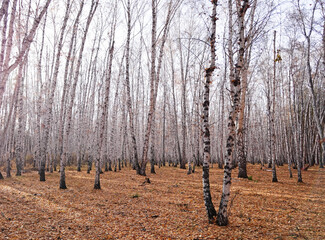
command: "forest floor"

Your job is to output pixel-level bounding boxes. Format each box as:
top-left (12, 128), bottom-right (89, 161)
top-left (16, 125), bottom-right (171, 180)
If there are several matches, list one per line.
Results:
top-left (0, 164), bottom-right (324, 240)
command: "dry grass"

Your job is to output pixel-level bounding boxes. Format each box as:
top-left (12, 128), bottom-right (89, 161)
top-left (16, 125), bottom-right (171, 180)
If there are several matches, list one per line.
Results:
top-left (0, 164), bottom-right (324, 239)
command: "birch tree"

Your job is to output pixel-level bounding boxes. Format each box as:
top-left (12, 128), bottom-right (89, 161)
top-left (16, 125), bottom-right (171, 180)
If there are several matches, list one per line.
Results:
top-left (217, 0), bottom-right (249, 226)
top-left (202, 0), bottom-right (218, 223)
top-left (60, 0), bottom-right (98, 189)
top-left (39, 0), bottom-right (70, 182)
top-left (94, 16), bottom-right (115, 189)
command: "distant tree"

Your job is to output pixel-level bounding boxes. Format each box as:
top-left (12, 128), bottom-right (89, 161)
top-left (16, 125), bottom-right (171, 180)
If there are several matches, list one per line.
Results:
top-left (295, 0), bottom-right (324, 169)
top-left (140, 0), bottom-right (178, 176)
top-left (0, 0), bottom-right (51, 110)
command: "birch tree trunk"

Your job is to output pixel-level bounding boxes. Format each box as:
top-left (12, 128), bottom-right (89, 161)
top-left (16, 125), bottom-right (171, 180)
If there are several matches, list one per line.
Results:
top-left (179, 37), bottom-right (189, 170)
top-left (60, 0), bottom-right (98, 189)
top-left (171, 52), bottom-right (182, 167)
top-left (217, 0), bottom-right (248, 226)
top-left (271, 31), bottom-right (278, 182)
top-left (58, 0), bottom-right (80, 173)
top-left (40, 0), bottom-right (69, 182)
top-left (15, 60), bottom-right (26, 176)
top-left (94, 38), bottom-right (114, 189)
top-left (124, 0), bottom-right (141, 174)
top-left (202, 0), bottom-right (218, 223)
top-left (139, 0), bottom-right (158, 176)
top-left (237, 0), bottom-right (257, 178)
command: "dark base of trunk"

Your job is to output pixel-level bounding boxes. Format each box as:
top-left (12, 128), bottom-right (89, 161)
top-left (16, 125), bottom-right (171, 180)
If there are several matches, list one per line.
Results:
top-left (137, 168), bottom-right (146, 176)
top-left (298, 178), bottom-right (303, 183)
top-left (206, 208), bottom-right (217, 223)
top-left (180, 163), bottom-right (186, 169)
top-left (77, 166), bottom-right (81, 172)
top-left (94, 183), bottom-right (101, 189)
top-left (0, 172), bottom-right (3, 179)
top-left (16, 170), bottom-right (21, 176)
top-left (216, 213), bottom-right (228, 226)
top-left (40, 170), bottom-right (45, 181)
top-left (272, 177), bottom-right (278, 182)
top-left (203, 165), bottom-right (217, 222)
top-left (151, 162), bottom-right (156, 174)
top-left (187, 165), bottom-right (192, 175)
top-left (60, 180), bottom-right (67, 189)
top-left (238, 171), bottom-right (248, 178)
top-left (192, 165), bottom-right (195, 173)
top-left (105, 162), bottom-right (108, 171)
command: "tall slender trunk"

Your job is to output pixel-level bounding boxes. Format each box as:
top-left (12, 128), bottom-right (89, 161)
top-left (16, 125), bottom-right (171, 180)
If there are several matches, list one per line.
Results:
top-left (237, 0), bottom-right (256, 178)
top-left (171, 53), bottom-right (182, 167)
top-left (57, 0), bottom-right (80, 188)
top-left (109, 53), bottom-right (123, 172)
top-left (202, 0), bottom-right (218, 223)
top-left (217, 0), bottom-right (248, 226)
top-left (179, 37), bottom-right (189, 170)
top-left (140, 0), bottom-right (158, 176)
top-left (271, 31), bottom-right (278, 182)
top-left (15, 60), bottom-right (25, 176)
top-left (162, 83), bottom-right (166, 167)
top-left (124, 0), bottom-right (140, 174)
top-left (95, 36), bottom-right (114, 189)
top-left (40, 0), bottom-right (69, 182)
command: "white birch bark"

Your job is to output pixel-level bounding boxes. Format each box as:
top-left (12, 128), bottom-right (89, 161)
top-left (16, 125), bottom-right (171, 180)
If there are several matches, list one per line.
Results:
top-left (202, 0), bottom-right (218, 223)
top-left (217, 0), bottom-right (248, 226)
